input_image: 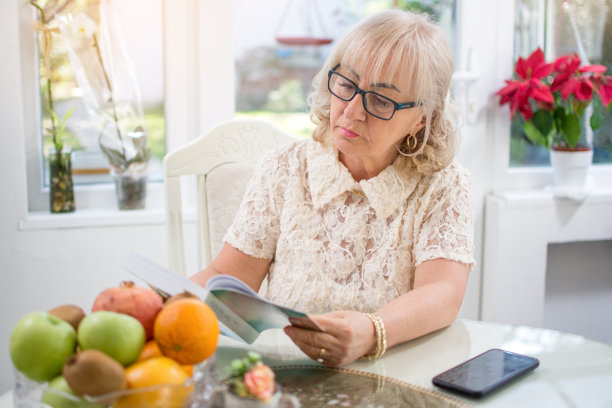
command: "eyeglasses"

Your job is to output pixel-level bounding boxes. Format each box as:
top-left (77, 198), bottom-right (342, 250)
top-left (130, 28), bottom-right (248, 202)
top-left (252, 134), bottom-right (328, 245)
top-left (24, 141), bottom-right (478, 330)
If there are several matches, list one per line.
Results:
top-left (327, 69), bottom-right (421, 120)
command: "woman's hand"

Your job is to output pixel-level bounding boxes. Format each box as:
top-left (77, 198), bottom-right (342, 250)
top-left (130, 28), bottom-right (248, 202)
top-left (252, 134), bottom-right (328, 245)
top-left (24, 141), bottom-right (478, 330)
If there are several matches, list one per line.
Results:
top-left (284, 311), bottom-right (377, 367)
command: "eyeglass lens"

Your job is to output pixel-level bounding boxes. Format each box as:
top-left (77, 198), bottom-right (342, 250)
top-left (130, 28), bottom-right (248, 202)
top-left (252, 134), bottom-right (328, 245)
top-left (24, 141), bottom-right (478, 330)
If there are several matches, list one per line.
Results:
top-left (328, 72), bottom-right (396, 120)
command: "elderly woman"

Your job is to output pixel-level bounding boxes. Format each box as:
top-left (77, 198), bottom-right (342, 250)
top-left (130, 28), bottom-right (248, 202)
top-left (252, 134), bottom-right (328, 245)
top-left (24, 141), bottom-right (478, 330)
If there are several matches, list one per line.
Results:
top-left (192, 9), bottom-right (474, 366)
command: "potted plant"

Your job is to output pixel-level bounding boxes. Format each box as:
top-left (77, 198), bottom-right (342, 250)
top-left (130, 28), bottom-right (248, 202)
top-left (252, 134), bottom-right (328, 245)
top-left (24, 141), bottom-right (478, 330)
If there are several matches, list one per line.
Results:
top-left (31, 0), bottom-right (76, 213)
top-left (59, 9), bottom-right (151, 210)
top-left (497, 48), bottom-right (612, 195)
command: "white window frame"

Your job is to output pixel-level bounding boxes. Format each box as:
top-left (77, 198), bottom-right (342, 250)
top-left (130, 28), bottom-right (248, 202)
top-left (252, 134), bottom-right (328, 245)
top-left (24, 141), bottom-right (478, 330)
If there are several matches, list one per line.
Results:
top-left (21, 0), bottom-right (235, 217)
top-left (21, 0), bottom-right (610, 220)
top-left (488, 0), bottom-right (612, 191)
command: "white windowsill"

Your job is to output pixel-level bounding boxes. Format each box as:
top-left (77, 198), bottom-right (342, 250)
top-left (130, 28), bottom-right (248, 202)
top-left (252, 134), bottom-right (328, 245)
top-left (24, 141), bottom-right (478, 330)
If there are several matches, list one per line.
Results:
top-left (19, 205), bottom-right (196, 231)
top-left (492, 185), bottom-right (612, 207)
top-left (19, 207), bottom-right (165, 230)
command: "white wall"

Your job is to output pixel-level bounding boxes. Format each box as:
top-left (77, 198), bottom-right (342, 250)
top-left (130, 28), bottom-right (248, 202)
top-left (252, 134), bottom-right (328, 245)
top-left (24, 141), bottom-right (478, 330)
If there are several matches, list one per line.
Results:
top-left (544, 240), bottom-right (612, 343)
top-left (0, 1), bottom-right (194, 393)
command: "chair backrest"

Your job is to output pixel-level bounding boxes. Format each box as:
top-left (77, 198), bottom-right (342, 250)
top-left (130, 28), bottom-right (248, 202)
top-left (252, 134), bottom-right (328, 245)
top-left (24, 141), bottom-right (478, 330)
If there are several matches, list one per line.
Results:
top-left (163, 119), bottom-right (296, 276)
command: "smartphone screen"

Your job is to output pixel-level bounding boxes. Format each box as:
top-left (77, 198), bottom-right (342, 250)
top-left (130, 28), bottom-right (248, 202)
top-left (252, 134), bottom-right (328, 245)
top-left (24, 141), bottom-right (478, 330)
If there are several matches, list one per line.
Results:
top-left (432, 349), bottom-right (539, 398)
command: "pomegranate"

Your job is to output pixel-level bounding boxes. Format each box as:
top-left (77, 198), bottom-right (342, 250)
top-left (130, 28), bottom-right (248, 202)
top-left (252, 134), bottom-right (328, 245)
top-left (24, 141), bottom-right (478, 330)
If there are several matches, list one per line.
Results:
top-left (92, 281), bottom-right (163, 339)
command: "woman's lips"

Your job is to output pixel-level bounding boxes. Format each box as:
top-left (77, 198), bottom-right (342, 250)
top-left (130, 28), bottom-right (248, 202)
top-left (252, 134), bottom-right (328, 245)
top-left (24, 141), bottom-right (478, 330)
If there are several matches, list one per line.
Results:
top-left (341, 127), bottom-right (360, 139)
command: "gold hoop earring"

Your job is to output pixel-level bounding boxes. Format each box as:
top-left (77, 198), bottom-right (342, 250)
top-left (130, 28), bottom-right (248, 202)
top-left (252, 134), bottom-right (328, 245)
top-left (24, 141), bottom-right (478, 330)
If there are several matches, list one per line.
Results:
top-left (407, 133), bottom-right (418, 150)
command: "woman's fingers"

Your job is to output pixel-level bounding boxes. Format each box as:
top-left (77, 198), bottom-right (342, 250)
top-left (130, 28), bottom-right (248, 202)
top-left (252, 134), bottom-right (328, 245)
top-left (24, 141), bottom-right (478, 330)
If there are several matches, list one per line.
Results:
top-left (284, 324), bottom-right (341, 366)
top-left (285, 311), bottom-right (376, 366)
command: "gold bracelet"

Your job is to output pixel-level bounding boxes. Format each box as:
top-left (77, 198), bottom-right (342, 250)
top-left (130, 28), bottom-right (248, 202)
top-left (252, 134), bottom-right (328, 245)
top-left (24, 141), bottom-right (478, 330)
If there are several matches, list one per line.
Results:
top-left (378, 314), bottom-right (387, 358)
top-left (360, 313), bottom-right (386, 360)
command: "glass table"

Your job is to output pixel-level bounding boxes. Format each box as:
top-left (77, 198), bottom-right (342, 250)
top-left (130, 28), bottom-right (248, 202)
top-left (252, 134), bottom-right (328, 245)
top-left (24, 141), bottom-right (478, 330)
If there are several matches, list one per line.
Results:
top-left (215, 318), bottom-right (612, 407)
top-left (3, 319), bottom-right (611, 407)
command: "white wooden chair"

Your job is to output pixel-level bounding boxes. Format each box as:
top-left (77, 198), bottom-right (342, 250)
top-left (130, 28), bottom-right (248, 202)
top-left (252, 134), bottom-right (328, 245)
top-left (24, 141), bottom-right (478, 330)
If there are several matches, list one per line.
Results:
top-left (163, 119), bottom-right (296, 277)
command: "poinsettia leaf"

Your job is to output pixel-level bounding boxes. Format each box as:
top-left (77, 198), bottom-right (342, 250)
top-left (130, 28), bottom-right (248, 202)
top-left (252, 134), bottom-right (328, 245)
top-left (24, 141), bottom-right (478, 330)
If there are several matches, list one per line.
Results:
top-left (531, 109), bottom-right (553, 136)
top-left (599, 81), bottom-right (612, 106)
top-left (580, 64), bottom-right (606, 73)
top-left (524, 120), bottom-right (552, 149)
top-left (591, 108), bottom-right (604, 131)
top-left (515, 57), bottom-right (528, 79)
top-left (553, 106), bottom-right (566, 120)
top-left (561, 113), bottom-right (581, 148)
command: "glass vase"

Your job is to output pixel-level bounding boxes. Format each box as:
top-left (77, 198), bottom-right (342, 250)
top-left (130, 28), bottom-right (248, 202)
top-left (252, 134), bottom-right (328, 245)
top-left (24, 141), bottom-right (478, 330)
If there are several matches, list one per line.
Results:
top-left (113, 162), bottom-right (148, 210)
top-left (49, 148), bottom-right (75, 213)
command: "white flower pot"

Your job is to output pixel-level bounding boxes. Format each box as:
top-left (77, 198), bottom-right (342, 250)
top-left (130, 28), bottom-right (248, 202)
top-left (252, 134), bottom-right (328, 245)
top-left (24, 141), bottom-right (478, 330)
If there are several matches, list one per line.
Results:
top-left (550, 148), bottom-right (593, 198)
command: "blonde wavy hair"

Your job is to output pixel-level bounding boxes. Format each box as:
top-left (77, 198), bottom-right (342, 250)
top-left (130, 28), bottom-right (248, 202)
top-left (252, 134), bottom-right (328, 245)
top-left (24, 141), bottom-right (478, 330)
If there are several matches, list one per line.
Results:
top-left (308, 10), bottom-right (459, 174)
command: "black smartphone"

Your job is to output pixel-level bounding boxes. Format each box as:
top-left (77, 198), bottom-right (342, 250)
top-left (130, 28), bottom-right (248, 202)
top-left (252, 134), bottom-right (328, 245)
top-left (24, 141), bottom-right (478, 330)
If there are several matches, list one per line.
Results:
top-left (432, 348), bottom-right (539, 398)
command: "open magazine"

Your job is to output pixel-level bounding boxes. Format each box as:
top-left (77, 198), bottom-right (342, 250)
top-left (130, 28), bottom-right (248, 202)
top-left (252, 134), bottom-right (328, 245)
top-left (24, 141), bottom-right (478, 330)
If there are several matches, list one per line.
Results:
top-left (122, 252), bottom-right (318, 344)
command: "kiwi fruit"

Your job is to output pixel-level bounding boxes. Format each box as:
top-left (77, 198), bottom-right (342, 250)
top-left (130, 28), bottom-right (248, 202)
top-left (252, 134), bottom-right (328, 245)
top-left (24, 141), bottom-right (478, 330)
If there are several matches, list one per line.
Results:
top-left (63, 349), bottom-right (127, 397)
top-left (48, 304), bottom-right (86, 331)
top-left (164, 290), bottom-right (199, 305)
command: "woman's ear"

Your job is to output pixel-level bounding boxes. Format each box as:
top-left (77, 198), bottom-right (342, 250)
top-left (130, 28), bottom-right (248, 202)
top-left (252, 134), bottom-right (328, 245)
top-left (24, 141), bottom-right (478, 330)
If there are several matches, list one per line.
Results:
top-left (412, 116), bottom-right (426, 134)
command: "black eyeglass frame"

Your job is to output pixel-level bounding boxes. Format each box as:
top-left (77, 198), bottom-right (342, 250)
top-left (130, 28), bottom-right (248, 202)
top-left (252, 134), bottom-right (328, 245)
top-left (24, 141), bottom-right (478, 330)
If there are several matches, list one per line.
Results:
top-left (327, 68), bottom-right (422, 120)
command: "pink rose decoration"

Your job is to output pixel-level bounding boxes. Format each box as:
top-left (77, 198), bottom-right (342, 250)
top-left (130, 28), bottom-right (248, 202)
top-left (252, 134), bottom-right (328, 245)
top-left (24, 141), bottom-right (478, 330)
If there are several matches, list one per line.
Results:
top-left (243, 361), bottom-right (276, 401)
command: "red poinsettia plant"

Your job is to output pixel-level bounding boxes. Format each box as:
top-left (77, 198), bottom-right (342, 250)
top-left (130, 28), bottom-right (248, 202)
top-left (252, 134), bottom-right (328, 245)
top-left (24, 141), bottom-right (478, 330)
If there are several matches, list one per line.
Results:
top-left (497, 48), bottom-right (612, 149)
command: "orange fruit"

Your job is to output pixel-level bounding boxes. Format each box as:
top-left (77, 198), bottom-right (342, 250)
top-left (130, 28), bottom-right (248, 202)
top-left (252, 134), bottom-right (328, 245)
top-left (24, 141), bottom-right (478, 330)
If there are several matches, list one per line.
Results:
top-left (113, 356), bottom-right (192, 408)
top-left (153, 298), bottom-right (219, 365)
top-left (181, 365), bottom-right (194, 377)
top-left (137, 341), bottom-right (194, 377)
top-left (136, 340), bottom-right (162, 362)
top-left (124, 356), bottom-right (190, 388)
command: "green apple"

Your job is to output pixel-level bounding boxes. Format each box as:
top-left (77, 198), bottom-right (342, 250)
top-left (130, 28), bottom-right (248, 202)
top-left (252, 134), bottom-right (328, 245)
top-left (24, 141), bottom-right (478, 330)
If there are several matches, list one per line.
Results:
top-left (10, 312), bottom-right (77, 382)
top-left (77, 311), bottom-right (145, 366)
top-left (41, 376), bottom-right (104, 408)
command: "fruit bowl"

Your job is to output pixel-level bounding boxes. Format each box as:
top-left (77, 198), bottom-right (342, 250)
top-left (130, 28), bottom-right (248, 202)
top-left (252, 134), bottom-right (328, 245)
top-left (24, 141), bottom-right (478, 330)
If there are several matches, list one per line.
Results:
top-left (12, 355), bottom-right (218, 408)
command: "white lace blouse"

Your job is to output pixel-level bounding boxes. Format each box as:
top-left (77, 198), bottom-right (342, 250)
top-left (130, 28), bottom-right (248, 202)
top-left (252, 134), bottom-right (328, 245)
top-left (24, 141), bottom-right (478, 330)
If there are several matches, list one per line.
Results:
top-left (224, 139), bottom-right (474, 314)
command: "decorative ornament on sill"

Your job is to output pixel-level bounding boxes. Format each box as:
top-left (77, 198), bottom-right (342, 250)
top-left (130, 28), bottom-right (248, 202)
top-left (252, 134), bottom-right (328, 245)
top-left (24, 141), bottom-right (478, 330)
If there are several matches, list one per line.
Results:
top-left (59, 3), bottom-right (151, 210)
top-left (496, 47), bottom-right (612, 198)
top-left (31, 0), bottom-right (76, 214)
top-left (274, 0), bottom-right (332, 47)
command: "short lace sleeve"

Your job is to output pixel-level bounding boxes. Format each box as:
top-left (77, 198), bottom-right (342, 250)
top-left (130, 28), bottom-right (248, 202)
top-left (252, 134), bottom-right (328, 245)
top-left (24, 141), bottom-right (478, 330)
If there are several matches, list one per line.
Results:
top-left (414, 164), bottom-right (475, 267)
top-left (223, 149), bottom-right (284, 259)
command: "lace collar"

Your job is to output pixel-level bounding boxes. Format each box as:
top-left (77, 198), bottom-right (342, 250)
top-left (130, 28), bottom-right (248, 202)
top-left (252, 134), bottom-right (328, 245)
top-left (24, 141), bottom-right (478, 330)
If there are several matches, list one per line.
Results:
top-left (306, 140), bottom-right (421, 219)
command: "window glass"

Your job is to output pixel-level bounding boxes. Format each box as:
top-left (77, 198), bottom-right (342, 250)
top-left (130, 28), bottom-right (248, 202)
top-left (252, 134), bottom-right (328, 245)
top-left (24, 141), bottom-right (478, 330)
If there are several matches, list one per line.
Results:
top-left (233, 0), bottom-right (456, 138)
top-left (511, 0), bottom-right (612, 166)
top-left (33, 0), bottom-right (165, 186)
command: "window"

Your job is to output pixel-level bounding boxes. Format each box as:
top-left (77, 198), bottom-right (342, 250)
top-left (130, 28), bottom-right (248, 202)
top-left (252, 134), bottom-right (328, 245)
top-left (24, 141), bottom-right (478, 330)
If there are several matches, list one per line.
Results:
top-left (27, 0), bottom-right (165, 211)
top-left (23, 0), bottom-right (464, 214)
top-left (511, 0), bottom-right (612, 166)
top-left (233, 0), bottom-right (457, 138)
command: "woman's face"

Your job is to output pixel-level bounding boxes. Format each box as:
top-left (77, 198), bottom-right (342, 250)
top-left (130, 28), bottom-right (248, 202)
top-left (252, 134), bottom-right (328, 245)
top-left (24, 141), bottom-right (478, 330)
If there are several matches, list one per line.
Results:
top-left (329, 64), bottom-right (425, 178)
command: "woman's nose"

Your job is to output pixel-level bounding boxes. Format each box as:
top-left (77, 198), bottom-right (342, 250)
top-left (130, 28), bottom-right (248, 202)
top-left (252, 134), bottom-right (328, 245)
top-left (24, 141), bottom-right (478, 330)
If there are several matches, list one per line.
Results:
top-left (344, 93), bottom-right (367, 121)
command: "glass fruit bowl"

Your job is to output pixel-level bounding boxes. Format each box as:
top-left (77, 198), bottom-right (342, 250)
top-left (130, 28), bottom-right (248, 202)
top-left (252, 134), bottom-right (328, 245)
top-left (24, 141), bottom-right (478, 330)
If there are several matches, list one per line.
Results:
top-left (12, 356), bottom-right (218, 408)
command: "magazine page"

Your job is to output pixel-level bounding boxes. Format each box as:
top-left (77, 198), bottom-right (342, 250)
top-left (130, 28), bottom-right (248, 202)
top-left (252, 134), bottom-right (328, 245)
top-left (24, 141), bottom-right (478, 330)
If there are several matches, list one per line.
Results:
top-left (206, 274), bottom-right (260, 297)
top-left (122, 252), bottom-right (319, 344)
top-left (122, 252), bottom-right (257, 342)
top-left (205, 272), bottom-right (322, 332)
